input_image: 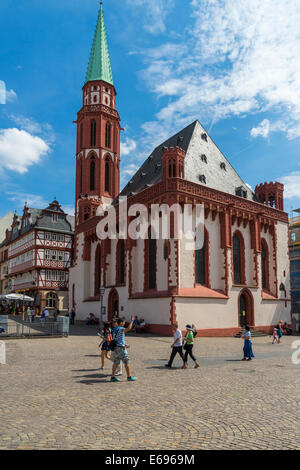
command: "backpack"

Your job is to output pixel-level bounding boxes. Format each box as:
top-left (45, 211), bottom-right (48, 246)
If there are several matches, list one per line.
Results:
top-left (110, 327), bottom-right (120, 351)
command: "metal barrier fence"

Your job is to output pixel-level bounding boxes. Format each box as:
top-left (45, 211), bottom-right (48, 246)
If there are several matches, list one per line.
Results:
top-left (0, 317), bottom-right (69, 338)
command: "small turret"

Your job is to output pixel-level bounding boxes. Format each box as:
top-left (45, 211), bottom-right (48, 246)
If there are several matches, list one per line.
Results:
top-left (255, 181), bottom-right (284, 211)
top-left (162, 146), bottom-right (186, 180)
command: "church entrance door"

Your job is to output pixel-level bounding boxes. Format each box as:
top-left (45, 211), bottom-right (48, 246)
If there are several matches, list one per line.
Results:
top-left (238, 289), bottom-right (254, 328)
top-left (108, 289), bottom-right (119, 323)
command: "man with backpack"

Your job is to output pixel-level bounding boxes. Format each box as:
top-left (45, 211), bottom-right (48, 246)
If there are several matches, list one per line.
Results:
top-left (110, 316), bottom-right (137, 383)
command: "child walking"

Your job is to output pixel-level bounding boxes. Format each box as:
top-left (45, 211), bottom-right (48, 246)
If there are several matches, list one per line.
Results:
top-left (99, 322), bottom-right (112, 370)
top-left (272, 326), bottom-right (279, 344)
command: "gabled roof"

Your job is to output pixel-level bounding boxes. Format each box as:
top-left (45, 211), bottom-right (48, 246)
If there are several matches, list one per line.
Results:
top-left (85, 4), bottom-right (113, 86)
top-left (120, 121), bottom-right (198, 198)
top-left (119, 120), bottom-right (254, 201)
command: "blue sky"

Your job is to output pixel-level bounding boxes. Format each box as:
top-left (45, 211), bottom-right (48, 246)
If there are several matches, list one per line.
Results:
top-left (0, 0), bottom-right (300, 219)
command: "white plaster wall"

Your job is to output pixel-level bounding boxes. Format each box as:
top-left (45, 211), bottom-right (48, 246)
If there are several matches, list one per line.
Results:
top-left (175, 297), bottom-right (233, 330)
top-left (175, 287), bottom-right (290, 330)
top-left (127, 297), bottom-right (171, 325)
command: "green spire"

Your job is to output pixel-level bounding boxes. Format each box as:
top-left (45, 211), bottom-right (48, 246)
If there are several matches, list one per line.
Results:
top-left (85, 3), bottom-right (114, 86)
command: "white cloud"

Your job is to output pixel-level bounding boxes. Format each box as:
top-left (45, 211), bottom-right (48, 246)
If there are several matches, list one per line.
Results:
top-left (250, 119), bottom-right (271, 139)
top-left (0, 81), bottom-right (16, 104)
top-left (126, 0), bottom-right (175, 34)
top-left (280, 172), bottom-right (300, 199)
top-left (137, 0), bottom-right (300, 141)
top-left (121, 137), bottom-right (137, 156)
top-left (0, 128), bottom-right (50, 174)
top-left (250, 119), bottom-right (287, 139)
top-left (6, 89), bottom-right (17, 102)
top-left (9, 115), bottom-right (55, 144)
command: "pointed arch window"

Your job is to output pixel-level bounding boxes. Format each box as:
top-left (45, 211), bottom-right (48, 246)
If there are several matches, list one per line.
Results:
top-left (261, 239), bottom-right (269, 290)
top-left (105, 157), bottom-right (110, 193)
top-left (90, 120), bottom-right (96, 147)
top-left (148, 238), bottom-right (157, 290)
top-left (80, 123), bottom-right (83, 149)
top-left (79, 160), bottom-right (83, 194)
top-left (116, 240), bottom-right (125, 285)
top-left (105, 122), bottom-right (111, 149)
top-left (94, 244), bottom-right (102, 296)
top-left (90, 157), bottom-right (95, 191)
top-left (195, 229), bottom-right (209, 286)
top-left (233, 232), bottom-right (245, 285)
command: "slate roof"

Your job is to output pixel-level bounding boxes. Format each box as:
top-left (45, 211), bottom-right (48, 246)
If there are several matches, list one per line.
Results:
top-left (119, 120), bottom-right (255, 202)
top-left (119, 121), bottom-right (198, 199)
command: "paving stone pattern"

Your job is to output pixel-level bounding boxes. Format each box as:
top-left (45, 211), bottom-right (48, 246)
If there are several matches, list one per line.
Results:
top-left (0, 325), bottom-right (299, 450)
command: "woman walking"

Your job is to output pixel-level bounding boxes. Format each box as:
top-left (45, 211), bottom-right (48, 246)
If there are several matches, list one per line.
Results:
top-left (182, 324), bottom-right (200, 369)
top-left (99, 322), bottom-right (112, 370)
top-left (242, 325), bottom-right (254, 361)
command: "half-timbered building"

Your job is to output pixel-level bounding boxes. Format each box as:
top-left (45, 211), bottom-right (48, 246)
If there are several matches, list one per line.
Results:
top-left (7, 200), bottom-right (74, 312)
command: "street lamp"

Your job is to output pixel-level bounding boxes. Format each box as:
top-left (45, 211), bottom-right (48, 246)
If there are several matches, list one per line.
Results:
top-left (99, 286), bottom-right (105, 328)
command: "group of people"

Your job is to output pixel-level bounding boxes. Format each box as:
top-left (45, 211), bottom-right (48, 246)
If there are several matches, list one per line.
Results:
top-left (97, 319), bottom-right (260, 380)
top-left (132, 316), bottom-right (147, 333)
top-left (272, 321), bottom-right (288, 344)
top-left (98, 315), bottom-right (137, 382)
top-left (165, 323), bottom-right (200, 369)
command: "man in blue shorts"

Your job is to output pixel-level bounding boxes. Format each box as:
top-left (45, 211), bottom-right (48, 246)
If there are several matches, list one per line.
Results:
top-left (111, 315), bottom-right (137, 382)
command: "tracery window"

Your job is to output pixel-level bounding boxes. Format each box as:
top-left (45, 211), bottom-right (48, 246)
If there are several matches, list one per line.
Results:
top-left (90, 157), bottom-right (95, 191)
top-left (233, 232), bottom-right (245, 285)
top-left (195, 229), bottom-right (209, 286)
top-left (261, 239), bottom-right (269, 290)
top-left (105, 122), bottom-right (111, 149)
top-left (105, 157), bottom-right (110, 193)
top-left (116, 240), bottom-right (125, 285)
top-left (148, 238), bottom-right (157, 290)
top-left (90, 120), bottom-right (96, 147)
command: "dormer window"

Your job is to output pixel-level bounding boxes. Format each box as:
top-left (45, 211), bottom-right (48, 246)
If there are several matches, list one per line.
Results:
top-left (199, 175), bottom-right (206, 184)
top-left (220, 162), bottom-right (226, 171)
top-left (201, 154), bottom-right (207, 163)
top-left (201, 133), bottom-right (208, 142)
top-left (235, 187), bottom-right (247, 199)
top-left (52, 214), bottom-right (58, 223)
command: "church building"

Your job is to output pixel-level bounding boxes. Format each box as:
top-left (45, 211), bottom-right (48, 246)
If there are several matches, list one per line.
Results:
top-left (69, 4), bottom-right (291, 336)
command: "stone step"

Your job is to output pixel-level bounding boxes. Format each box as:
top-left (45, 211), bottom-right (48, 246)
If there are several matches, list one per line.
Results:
top-left (235, 329), bottom-right (268, 338)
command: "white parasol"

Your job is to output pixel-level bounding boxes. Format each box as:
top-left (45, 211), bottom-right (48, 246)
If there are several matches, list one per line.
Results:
top-left (5, 293), bottom-right (34, 302)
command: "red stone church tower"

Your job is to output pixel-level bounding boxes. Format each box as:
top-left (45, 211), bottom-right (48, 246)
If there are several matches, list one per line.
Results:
top-left (75, 3), bottom-right (121, 226)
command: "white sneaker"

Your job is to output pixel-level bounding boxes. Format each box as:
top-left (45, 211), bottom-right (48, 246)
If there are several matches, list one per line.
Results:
top-left (115, 372), bottom-right (122, 376)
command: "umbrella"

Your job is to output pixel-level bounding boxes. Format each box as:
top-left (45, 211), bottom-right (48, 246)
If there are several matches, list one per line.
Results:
top-left (5, 293), bottom-right (34, 302)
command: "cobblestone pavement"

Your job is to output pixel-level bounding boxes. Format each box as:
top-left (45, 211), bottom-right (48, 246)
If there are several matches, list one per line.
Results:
top-left (0, 325), bottom-right (299, 450)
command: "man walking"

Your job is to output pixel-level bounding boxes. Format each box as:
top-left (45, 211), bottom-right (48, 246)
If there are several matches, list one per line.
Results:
top-left (111, 316), bottom-right (137, 383)
top-left (165, 323), bottom-right (185, 368)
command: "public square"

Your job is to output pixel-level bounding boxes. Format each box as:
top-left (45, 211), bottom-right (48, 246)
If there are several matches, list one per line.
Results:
top-left (0, 326), bottom-right (299, 450)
